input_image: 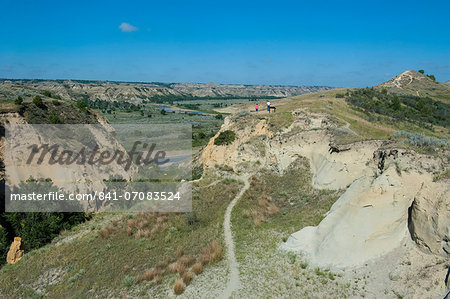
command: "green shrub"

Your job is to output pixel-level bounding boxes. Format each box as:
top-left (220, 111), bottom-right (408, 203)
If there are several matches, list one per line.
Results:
top-left (32, 95), bottom-right (44, 108)
top-left (433, 169), bottom-right (450, 182)
top-left (215, 114), bottom-right (224, 120)
top-left (346, 88), bottom-right (449, 129)
top-left (288, 252), bottom-right (296, 264)
top-left (40, 90), bottom-right (52, 97)
top-left (67, 276), bottom-right (77, 284)
top-left (214, 130), bottom-right (235, 145)
top-left (393, 131), bottom-right (450, 148)
top-left (426, 74), bottom-right (436, 81)
top-left (122, 276), bottom-right (136, 287)
top-left (192, 165), bottom-right (203, 180)
top-left (3, 179), bottom-right (87, 253)
top-left (49, 111), bottom-right (63, 124)
top-left (0, 226), bottom-right (9, 263)
top-left (76, 101), bottom-right (87, 110)
top-left (185, 212), bottom-right (199, 225)
top-left (14, 96), bottom-right (23, 105)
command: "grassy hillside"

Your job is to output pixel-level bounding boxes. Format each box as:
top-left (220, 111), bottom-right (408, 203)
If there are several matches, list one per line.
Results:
top-left (376, 70), bottom-right (450, 102)
top-left (0, 174), bottom-right (242, 297)
top-left (345, 87), bottom-right (449, 130)
top-left (275, 87), bottom-right (449, 142)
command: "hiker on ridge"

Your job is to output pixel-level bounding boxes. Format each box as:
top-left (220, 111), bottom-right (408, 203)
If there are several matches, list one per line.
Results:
top-left (267, 101), bottom-right (271, 113)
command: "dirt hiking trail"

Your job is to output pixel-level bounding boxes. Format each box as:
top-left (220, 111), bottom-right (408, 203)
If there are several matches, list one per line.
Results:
top-left (221, 175), bottom-right (250, 298)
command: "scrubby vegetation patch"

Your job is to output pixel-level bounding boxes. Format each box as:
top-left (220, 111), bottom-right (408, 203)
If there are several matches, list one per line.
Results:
top-left (214, 130), bottom-right (236, 145)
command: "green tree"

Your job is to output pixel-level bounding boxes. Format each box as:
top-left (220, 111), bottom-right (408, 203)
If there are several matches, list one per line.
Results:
top-left (426, 74), bottom-right (436, 81)
top-left (77, 101), bottom-right (87, 110)
top-left (390, 97), bottom-right (401, 111)
top-left (14, 96), bottom-right (23, 105)
top-left (4, 212), bottom-right (86, 252)
top-left (0, 226), bottom-right (9, 263)
top-left (32, 95), bottom-right (44, 108)
top-left (418, 70), bottom-right (424, 74)
top-left (4, 179), bottom-right (87, 253)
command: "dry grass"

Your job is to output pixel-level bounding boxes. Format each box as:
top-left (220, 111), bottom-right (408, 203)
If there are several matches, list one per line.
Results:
top-left (0, 176), bottom-right (245, 298)
top-left (168, 262), bottom-right (178, 273)
top-left (176, 262), bottom-right (186, 276)
top-left (199, 253), bottom-right (210, 265)
top-left (176, 246), bottom-right (183, 258)
top-left (209, 241), bottom-right (223, 262)
top-left (168, 261), bottom-right (188, 275)
top-left (154, 267), bottom-right (164, 276)
top-left (154, 275), bottom-right (162, 284)
top-left (178, 256), bottom-right (194, 267)
top-left (165, 256), bottom-right (175, 264)
top-left (182, 272), bottom-right (193, 285)
top-left (99, 225), bottom-right (118, 239)
top-left (135, 229), bottom-right (151, 239)
top-left (173, 279), bottom-right (185, 295)
top-left (136, 274), bottom-right (145, 283)
top-left (125, 212), bottom-right (170, 238)
top-left (143, 269), bottom-right (155, 281)
top-left (242, 178), bottom-right (284, 226)
top-left (199, 240), bottom-right (224, 265)
top-left (192, 263), bottom-right (203, 275)
top-left (156, 260), bottom-right (167, 269)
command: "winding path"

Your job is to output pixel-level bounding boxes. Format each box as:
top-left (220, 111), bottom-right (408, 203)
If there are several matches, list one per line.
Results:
top-left (221, 175), bottom-right (250, 298)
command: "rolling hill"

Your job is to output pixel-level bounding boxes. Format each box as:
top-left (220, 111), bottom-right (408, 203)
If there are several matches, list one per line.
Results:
top-left (376, 70), bottom-right (450, 102)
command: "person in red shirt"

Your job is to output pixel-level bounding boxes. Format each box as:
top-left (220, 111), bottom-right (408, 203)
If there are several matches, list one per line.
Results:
top-left (255, 104), bottom-right (259, 112)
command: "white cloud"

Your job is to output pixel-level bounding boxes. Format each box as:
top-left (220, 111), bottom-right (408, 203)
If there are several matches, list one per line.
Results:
top-left (119, 22), bottom-right (138, 32)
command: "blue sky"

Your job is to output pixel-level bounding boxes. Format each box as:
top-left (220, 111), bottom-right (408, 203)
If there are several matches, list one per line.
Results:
top-left (1, 0), bottom-right (449, 87)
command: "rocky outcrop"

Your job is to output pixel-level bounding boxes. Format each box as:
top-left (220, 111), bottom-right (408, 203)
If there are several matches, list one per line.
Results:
top-left (1, 112), bottom-right (137, 212)
top-left (283, 165), bottom-right (429, 268)
top-left (6, 237), bottom-right (24, 264)
top-left (200, 108), bottom-right (449, 268)
top-left (408, 183), bottom-right (450, 257)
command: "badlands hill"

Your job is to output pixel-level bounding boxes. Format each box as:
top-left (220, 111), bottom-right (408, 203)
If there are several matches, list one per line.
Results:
top-left (376, 70), bottom-right (450, 102)
top-left (0, 79), bottom-right (331, 103)
top-left (0, 72), bottom-right (449, 298)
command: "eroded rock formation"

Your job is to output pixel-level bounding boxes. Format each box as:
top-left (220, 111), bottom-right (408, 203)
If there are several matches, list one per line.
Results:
top-left (6, 237), bottom-right (24, 264)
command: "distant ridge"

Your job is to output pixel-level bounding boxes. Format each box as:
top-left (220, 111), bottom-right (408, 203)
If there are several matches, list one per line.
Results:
top-left (0, 79), bottom-right (332, 102)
